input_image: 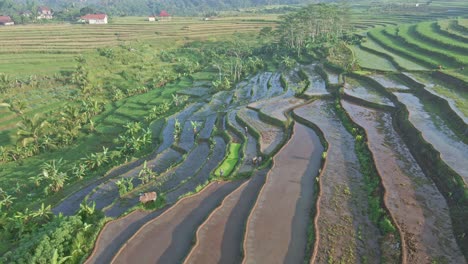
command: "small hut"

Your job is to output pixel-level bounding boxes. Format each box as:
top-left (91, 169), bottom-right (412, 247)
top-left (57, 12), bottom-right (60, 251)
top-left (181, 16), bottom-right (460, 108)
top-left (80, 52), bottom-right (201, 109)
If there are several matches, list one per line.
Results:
top-left (148, 15), bottom-right (156, 22)
top-left (139, 192), bottom-right (157, 203)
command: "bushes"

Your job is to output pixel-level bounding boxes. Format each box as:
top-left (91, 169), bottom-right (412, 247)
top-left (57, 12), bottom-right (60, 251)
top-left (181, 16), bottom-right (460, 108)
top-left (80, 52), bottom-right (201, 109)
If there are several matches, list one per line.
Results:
top-left (2, 212), bottom-right (104, 264)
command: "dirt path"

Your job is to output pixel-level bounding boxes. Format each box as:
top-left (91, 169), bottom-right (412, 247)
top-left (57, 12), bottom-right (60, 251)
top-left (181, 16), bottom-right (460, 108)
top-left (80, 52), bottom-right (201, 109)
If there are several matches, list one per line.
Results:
top-left (184, 168), bottom-right (268, 264)
top-left (343, 100), bottom-right (466, 264)
top-left (111, 181), bottom-right (241, 264)
top-left (294, 100), bottom-right (382, 264)
top-left (243, 122), bottom-right (323, 264)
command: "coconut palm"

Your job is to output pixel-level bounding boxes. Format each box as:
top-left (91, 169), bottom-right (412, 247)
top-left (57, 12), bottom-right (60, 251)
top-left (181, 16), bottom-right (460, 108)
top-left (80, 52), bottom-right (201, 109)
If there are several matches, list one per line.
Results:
top-left (39, 159), bottom-right (68, 194)
top-left (16, 114), bottom-right (50, 148)
top-left (0, 193), bottom-right (16, 211)
top-left (31, 203), bottom-right (53, 224)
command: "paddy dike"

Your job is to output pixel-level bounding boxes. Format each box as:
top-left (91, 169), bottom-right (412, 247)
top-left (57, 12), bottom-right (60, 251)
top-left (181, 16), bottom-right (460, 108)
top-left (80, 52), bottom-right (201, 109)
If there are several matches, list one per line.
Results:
top-left (111, 181), bottom-right (242, 264)
top-left (243, 122), bottom-right (323, 264)
top-left (294, 100), bottom-right (381, 264)
top-left (184, 168), bottom-right (268, 264)
top-left (343, 101), bottom-right (465, 263)
top-left (393, 92), bottom-right (468, 185)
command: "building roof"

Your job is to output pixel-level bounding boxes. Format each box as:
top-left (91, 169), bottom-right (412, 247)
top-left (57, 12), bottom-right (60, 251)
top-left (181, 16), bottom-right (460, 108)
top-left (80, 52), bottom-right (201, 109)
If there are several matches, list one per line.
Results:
top-left (0, 16), bottom-right (12, 23)
top-left (38, 6), bottom-right (51, 12)
top-left (81, 14), bottom-right (107, 20)
top-left (159, 10), bottom-right (170, 17)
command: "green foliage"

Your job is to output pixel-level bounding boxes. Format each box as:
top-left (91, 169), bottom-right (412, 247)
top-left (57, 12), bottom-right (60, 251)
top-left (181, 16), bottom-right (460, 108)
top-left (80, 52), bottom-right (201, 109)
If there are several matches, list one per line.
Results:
top-left (276, 3), bottom-right (351, 57)
top-left (138, 161), bottom-right (157, 185)
top-left (116, 177), bottom-right (134, 197)
top-left (333, 99), bottom-right (397, 236)
top-left (379, 217), bottom-right (396, 235)
top-left (214, 143), bottom-right (241, 178)
top-left (2, 213), bottom-right (103, 264)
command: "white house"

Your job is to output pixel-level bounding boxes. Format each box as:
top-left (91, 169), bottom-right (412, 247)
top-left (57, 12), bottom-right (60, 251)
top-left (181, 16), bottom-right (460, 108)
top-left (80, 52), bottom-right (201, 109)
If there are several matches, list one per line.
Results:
top-left (148, 15), bottom-right (156, 22)
top-left (80, 14), bottom-right (108, 24)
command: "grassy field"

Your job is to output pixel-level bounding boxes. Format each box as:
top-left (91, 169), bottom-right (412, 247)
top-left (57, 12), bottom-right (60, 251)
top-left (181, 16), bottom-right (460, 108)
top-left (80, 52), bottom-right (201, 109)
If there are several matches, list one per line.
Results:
top-left (0, 16), bottom-right (277, 77)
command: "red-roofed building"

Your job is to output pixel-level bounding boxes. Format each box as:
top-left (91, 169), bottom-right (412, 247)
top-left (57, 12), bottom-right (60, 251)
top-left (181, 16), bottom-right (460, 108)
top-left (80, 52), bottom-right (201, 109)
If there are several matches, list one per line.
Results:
top-left (79, 13), bottom-right (108, 24)
top-left (37, 6), bottom-right (53, 19)
top-left (159, 10), bottom-right (171, 21)
top-left (0, 16), bottom-right (14, 26)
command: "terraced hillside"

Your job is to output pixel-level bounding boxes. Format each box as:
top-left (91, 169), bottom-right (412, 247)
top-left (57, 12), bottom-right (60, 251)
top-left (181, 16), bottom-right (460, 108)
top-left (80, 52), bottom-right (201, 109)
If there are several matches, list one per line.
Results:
top-left (77, 55), bottom-right (467, 263)
top-left (3, 7), bottom-right (468, 264)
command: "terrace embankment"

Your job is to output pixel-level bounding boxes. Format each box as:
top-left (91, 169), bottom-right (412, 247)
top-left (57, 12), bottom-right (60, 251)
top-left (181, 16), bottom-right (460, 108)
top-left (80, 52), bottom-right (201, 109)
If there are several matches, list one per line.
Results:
top-left (243, 122), bottom-right (323, 263)
top-left (184, 168), bottom-right (268, 264)
top-left (343, 100), bottom-right (466, 263)
top-left (111, 181), bottom-right (241, 264)
top-left (393, 92), bottom-right (468, 185)
top-left (237, 108), bottom-right (284, 156)
top-left (294, 100), bottom-right (381, 263)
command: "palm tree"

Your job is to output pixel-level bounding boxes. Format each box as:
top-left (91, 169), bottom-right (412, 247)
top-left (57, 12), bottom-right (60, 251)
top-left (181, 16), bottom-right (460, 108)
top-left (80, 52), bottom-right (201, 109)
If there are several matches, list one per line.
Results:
top-left (39, 159), bottom-right (68, 194)
top-left (138, 161), bottom-right (157, 184)
top-left (32, 203), bottom-right (53, 224)
top-left (78, 200), bottom-right (96, 220)
top-left (0, 193), bottom-right (16, 211)
top-left (16, 114), bottom-right (49, 148)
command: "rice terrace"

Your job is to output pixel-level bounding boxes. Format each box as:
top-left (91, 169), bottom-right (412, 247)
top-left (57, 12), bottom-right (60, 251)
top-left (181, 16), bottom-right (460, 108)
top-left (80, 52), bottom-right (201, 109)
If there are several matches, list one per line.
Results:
top-left (0, 0), bottom-right (467, 263)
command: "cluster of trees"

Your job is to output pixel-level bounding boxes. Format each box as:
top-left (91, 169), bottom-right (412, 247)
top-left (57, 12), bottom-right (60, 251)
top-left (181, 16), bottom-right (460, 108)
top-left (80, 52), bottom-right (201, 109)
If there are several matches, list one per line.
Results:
top-left (0, 99), bottom-right (105, 163)
top-left (276, 3), bottom-right (351, 57)
top-left (1, 198), bottom-right (103, 263)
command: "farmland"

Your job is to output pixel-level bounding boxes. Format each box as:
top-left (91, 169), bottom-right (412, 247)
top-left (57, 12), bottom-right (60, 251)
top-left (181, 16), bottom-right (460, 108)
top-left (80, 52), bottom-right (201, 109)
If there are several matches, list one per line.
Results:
top-left (1, 1), bottom-right (468, 264)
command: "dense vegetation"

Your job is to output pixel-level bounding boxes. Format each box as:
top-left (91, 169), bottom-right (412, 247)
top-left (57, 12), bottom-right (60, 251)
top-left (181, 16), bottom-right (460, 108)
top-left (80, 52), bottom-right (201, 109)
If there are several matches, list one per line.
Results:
top-left (1, 0), bottom-right (468, 262)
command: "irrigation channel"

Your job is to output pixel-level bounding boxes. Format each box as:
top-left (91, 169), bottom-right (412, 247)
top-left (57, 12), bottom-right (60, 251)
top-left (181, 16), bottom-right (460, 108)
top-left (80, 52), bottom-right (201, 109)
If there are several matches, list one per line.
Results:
top-left (48, 63), bottom-right (467, 263)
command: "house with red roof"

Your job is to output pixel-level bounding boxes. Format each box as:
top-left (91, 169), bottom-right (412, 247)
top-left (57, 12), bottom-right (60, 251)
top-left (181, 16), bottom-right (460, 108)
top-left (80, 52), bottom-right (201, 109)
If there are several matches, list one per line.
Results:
top-left (79, 14), bottom-right (108, 24)
top-left (159, 10), bottom-right (172, 21)
top-left (0, 16), bottom-right (14, 26)
top-left (37, 6), bottom-right (53, 19)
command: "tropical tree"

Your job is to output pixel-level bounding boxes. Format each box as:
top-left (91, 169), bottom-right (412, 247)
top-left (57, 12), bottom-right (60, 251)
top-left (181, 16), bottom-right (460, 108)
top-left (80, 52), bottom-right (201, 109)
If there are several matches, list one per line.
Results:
top-left (0, 192), bottom-right (16, 211)
top-left (39, 159), bottom-right (69, 194)
top-left (31, 203), bottom-right (53, 224)
top-left (71, 163), bottom-right (87, 180)
top-left (78, 200), bottom-right (96, 221)
top-left (138, 161), bottom-right (157, 185)
top-left (16, 114), bottom-right (50, 149)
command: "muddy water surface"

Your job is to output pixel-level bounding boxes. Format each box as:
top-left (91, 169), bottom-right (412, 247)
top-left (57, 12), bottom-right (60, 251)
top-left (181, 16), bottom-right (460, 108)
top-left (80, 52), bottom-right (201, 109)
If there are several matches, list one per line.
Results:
top-left (344, 77), bottom-right (394, 107)
top-left (185, 168), bottom-right (268, 264)
top-left (111, 181), bottom-right (241, 264)
top-left (343, 100), bottom-right (465, 264)
top-left (294, 100), bottom-right (381, 264)
top-left (394, 92), bottom-right (468, 184)
top-left (301, 64), bottom-right (329, 96)
top-left (243, 123), bottom-right (323, 264)
top-left (368, 74), bottom-right (410, 90)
